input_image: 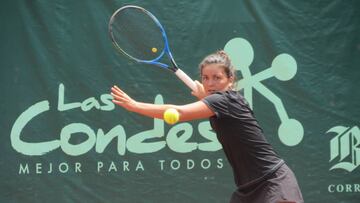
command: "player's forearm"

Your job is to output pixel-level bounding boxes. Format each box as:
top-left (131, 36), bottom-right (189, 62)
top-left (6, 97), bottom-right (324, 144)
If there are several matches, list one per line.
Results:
top-left (130, 102), bottom-right (176, 119)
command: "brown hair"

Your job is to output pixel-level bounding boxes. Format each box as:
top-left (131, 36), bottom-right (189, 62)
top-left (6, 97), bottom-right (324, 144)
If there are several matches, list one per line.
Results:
top-left (199, 50), bottom-right (236, 88)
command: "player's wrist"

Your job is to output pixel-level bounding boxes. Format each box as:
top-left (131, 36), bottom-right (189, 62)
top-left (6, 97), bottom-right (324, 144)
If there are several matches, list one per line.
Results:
top-left (127, 100), bottom-right (139, 112)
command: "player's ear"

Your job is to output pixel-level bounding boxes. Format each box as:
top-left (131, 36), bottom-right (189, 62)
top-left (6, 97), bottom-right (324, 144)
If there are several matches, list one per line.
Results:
top-left (228, 75), bottom-right (235, 89)
top-left (229, 75), bottom-right (234, 83)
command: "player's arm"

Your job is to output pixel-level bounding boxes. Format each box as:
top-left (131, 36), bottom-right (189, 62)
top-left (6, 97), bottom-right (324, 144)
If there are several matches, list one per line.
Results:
top-left (111, 85), bottom-right (214, 121)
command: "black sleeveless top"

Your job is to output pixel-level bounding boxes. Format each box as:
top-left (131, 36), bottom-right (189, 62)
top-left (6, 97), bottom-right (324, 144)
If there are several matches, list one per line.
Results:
top-left (202, 90), bottom-right (284, 189)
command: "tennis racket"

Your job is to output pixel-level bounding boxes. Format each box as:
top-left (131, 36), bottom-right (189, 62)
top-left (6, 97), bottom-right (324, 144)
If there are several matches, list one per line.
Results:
top-left (108, 5), bottom-right (196, 91)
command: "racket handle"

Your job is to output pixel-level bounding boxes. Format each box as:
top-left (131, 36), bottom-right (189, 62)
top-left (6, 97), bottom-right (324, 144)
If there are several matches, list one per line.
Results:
top-left (174, 69), bottom-right (197, 91)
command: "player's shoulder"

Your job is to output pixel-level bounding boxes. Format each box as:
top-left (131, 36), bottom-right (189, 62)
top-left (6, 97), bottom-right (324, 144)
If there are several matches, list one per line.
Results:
top-left (217, 90), bottom-right (243, 99)
top-left (221, 90), bottom-right (250, 107)
top-left (204, 90), bottom-right (243, 102)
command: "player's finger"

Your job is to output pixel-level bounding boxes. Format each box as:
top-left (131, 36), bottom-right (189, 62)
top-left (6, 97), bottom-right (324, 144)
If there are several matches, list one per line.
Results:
top-left (110, 93), bottom-right (122, 101)
top-left (111, 93), bottom-right (130, 103)
top-left (113, 85), bottom-right (125, 94)
top-left (194, 80), bottom-right (203, 89)
top-left (111, 87), bottom-right (124, 96)
top-left (112, 100), bottom-right (124, 106)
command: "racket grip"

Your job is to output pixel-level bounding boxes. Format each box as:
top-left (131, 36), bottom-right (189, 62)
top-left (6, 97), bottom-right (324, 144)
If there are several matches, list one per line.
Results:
top-left (174, 69), bottom-right (197, 91)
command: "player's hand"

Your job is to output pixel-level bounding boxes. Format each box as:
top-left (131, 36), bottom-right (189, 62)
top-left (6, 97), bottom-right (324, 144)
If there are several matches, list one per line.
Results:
top-left (191, 80), bottom-right (207, 100)
top-left (111, 85), bottom-right (137, 111)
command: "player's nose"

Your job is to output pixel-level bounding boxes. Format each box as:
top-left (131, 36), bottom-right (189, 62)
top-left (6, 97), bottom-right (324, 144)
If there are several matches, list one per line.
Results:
top-left (208, 79), bottom-right (216, 86)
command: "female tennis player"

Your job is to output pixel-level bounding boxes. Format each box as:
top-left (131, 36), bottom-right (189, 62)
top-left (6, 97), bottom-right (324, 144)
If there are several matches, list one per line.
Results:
top-left (111, 51), bottom-right (303, 203)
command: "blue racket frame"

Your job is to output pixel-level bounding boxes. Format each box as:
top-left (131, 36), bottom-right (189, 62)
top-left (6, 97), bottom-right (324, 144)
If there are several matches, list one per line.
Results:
top-left (109, 5), bottom-right (178, 72)
top-left (109, 5), bottom-right (196, 91)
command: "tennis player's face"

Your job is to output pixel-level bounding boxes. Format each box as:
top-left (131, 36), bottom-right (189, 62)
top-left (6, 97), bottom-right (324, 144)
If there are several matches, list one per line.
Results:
top-left (201, 64), bottom-right (233, 95)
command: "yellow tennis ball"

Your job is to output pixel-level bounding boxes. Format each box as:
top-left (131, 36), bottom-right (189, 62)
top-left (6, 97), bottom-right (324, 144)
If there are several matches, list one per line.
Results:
top-left (163, 108), bottom-right (180, 125)
top-left (151, 47), bottom-right (157, 53)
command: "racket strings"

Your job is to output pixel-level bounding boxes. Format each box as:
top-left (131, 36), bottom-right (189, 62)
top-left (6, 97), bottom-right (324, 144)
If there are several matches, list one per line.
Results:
top-left (110, 8), bottom-right (165, 61)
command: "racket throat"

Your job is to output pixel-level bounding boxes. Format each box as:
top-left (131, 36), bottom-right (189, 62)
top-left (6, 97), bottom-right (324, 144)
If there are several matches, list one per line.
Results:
top-left (169, 58), bottom-right (179, 72)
